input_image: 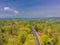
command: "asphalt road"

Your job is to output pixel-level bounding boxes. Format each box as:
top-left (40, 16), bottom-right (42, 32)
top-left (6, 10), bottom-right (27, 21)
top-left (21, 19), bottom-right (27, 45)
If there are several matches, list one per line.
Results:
top-left (31, 25), bottom-right (40, 45)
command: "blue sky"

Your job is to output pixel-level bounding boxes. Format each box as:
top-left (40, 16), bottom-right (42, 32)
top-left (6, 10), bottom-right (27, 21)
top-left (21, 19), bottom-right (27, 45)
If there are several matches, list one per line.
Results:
top-left (0, 0), bottom-right (60, 18)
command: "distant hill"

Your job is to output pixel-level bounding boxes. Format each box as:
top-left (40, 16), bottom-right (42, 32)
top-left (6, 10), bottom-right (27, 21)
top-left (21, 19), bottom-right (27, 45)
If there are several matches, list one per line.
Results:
top-left (0, 17), bottom-right (60, 23)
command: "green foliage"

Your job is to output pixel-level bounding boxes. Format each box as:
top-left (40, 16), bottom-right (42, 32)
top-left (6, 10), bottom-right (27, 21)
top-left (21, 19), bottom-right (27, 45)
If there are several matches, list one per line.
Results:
top-left (40, 34), bottom-right (52, 45)
top-left (0, 20), bottom-right (60, 45)
top-left (23, 34), bottom-right (36, 45)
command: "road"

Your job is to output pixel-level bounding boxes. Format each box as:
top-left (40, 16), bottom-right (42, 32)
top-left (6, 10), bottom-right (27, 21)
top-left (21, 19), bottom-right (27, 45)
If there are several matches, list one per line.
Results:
top-left (31, 25), bottom-right (41, 45)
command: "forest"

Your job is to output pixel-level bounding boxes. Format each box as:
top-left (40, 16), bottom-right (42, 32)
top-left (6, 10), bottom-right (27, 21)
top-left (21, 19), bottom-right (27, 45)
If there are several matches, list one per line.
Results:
top-left (0, 19), bottom-right (60, 45)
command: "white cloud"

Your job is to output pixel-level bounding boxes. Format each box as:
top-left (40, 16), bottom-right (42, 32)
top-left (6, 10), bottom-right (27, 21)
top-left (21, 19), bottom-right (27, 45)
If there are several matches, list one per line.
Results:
top-left (14, 10), bottom-right (19, 14)
top-left (3, 7), bottom-right (19, 14)
top-left (4, 7), bottom-right (10, 10)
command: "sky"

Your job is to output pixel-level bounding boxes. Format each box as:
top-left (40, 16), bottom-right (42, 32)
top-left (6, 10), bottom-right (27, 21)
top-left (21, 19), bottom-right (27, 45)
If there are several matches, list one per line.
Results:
top-left (0, 0), bottom-right (60, 18)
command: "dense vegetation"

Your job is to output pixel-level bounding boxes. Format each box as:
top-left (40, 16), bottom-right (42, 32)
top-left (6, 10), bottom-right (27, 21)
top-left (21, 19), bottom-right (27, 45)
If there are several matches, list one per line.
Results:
top-left (0, 20), bottom-right (60, 45)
